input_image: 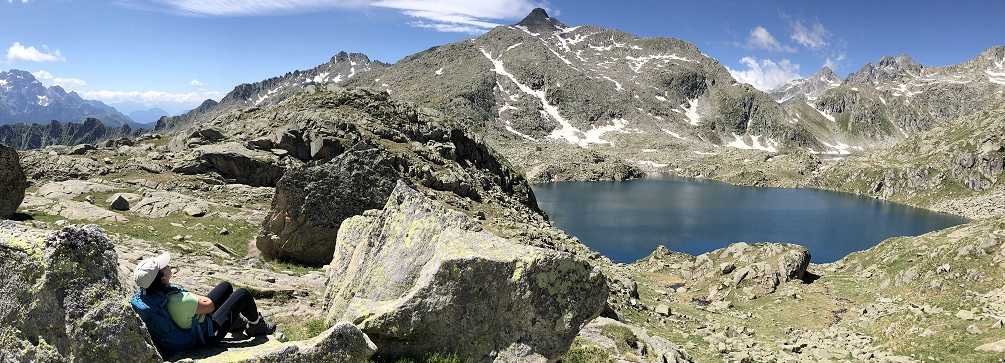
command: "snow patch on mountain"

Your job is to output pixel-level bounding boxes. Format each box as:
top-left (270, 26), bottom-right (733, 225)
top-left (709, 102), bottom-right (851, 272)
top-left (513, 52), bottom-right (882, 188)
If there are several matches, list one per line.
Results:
top-left (726, 134), bottom-right (777, 152)
top-left (681, 98), bottom-right (701, 126)
top-left (988, 58), bottom-right (1005, 85)
top-left (807, 102), bottom-right (836, 122)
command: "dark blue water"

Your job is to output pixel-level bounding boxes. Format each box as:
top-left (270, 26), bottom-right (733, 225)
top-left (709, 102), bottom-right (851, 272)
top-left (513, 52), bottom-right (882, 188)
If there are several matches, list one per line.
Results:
top-left (533, 175), bottom-right (969, 263)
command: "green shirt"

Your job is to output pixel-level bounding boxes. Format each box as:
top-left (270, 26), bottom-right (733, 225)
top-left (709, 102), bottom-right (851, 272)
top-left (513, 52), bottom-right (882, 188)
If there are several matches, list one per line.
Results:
top-left (166, 291), bottom-right (206, 329)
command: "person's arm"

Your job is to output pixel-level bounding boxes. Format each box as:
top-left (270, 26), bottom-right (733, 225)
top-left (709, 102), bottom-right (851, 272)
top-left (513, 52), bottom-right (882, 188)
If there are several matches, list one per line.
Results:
top-left (193, 294), bottom-right (215, 314)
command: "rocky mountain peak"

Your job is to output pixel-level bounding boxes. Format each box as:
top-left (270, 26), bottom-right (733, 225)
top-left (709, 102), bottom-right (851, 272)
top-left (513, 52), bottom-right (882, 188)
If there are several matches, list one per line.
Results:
top-left (844, 53), bottom-right (922, 86)
top-left (515, 7), bottom-right (567, 33)
top-left (770, 67), bottom-right (844, 103)
top-left (330, 51), bottom-right (372, 64)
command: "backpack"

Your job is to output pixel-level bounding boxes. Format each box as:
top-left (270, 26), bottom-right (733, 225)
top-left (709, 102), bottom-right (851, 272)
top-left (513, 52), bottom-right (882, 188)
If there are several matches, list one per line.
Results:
top-left (131, 285), bottom-right (214, 356)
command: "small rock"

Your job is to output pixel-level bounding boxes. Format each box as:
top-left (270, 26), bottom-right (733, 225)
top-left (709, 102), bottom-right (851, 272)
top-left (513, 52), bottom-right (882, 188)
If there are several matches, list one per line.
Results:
top-left (720, 262), bottom-right (735, 274)
top-left (108, 195), bottom-right (130, 211)
top-left (956, 310), bottom-right (977, 320)
top-left (173, 235), bottom-right (185, 241)
top-left (655, 304), bottom-right (671, 316)
top-left (937, 264), bottom-right (951, 273)
top-left (171, 223), bottom-right (184, 228)
top-left (219, 228), bottom-right (230, 235)
top-left (274, 332), bottom-right (288, 342)
top-left (967, 324), bottom-right (983, 334)
top-left (84, 195), bottom-right (94, 204)
top-left (184, 205), bottom-right (206, 217)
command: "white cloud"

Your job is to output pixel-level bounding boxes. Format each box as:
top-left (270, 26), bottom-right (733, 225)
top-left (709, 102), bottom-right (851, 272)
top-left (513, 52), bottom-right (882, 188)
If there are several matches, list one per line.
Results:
top-left (747, 26), bottom-right (795, 52)
top-left (6, 42), bottom-right (66, 62)
top-left (135, 0), bottom-right (547, 33)
top-left (790, 21), bottom-right (830, 50)
top-left (190, 79), bottom-right (207, 87)
top-left (726, 57), bottom-right (801, 92)
top-left (32, 70), bottom-right (53, 80)
top-left (823, 53), bottom-right (846, 71)
top-left (53, 78), bottom-right (88, 89)
top-left (79, 90), bottom-right (226, 105)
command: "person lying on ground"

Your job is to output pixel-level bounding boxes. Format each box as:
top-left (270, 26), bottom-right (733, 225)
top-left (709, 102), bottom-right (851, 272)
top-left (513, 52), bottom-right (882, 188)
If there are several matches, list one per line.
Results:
top-left (132, 252), bottom-right (277, 353)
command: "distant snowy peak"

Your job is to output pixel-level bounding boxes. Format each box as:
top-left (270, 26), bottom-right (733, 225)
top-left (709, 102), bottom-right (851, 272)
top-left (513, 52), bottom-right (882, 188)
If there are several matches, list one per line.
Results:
top-left (770, 67), bottom-right (844, 103)
top-left (0, 69), bottom-right (136, 127)
top-left (515, 8), bottom-right (567, 35)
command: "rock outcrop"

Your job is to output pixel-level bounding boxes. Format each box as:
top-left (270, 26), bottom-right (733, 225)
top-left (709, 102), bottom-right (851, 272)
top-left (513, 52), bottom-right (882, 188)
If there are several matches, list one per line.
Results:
top-left (254, 87), bottom-right (588, 267)
top-left (323, 181), bottom-right (608, 362)
top-left (0, 143), bottom-right (26, 219)
top-left (0, 223), bottom-right (162, 363)
top-left (171, 142), bottom-right (288, 187)
top-left (632, 242), bottom-right (810, 299)
top-left (256, 148), bottom-right (401, 266)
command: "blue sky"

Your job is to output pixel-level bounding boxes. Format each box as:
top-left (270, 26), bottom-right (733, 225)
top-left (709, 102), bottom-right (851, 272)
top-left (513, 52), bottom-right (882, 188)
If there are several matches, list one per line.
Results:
top-left (3, 0), bottom-right (1003, 114)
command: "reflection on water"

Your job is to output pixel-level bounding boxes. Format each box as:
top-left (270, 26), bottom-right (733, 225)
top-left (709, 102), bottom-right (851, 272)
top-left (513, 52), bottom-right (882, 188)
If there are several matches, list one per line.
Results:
top-left (533, 174), bottom-right (969, 263)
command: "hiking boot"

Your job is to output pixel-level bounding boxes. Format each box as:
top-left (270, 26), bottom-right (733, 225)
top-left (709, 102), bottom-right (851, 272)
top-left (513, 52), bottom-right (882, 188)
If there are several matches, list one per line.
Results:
top-left (230, 314), bottom-right (249, 333)
top-left (245, 313), bottom-right (277, 336)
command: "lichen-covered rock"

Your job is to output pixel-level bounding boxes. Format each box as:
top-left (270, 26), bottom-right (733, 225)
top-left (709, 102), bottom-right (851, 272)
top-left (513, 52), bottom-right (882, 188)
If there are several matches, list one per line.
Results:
top-left (182, 322), bottom-right (376, 363)
top-left (256, 148), bottom-right (401, 266)
top-left (323, 181), bottom-right (608, 362)
top-left (0, 143), bottom-right (26, 219)
top-left (0, 223), bottom-right (161, 363)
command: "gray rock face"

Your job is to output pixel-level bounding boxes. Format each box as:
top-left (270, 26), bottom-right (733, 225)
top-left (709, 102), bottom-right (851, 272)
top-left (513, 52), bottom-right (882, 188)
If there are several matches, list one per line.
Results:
top-left (0, 224), bottom-right (162, 363)
top-left (256, 148), bottom-right (401, 266)
top-left (172, 142), bottom-right (286, 187)
top-left (323, 181), bottom-right (608, 362)
top-left (36, 180), bottom-right (117, 200)
top-left (770, 67), bottom-right (843, 103)
top-left (131, 191), bottom-right (214, 218)
top-left (844, 54), bottom-right (922, 86)
top-left (0, 143), bottom-right (26, 219)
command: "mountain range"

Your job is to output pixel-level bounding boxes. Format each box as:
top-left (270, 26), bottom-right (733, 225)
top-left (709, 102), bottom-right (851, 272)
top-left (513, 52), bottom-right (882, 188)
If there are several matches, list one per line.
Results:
top-left (0, 70), bottom-right (144, 128)
top-left (154, 9), bottom-right (1004, 184)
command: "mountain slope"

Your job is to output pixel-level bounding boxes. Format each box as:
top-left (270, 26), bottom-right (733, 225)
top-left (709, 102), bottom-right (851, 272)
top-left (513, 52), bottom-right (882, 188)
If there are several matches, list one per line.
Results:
top-left (781, 47), bottom-right (1005, 153)
top-left (0, 70), bottom-right (139, 128)
top-left (808, 98), bottom-right (1005, 219)
top-left (0, 117), bottom-right (142, 150)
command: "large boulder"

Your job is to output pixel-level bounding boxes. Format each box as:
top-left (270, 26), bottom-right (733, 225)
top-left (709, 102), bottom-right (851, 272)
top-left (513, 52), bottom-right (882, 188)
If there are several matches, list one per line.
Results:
top-left (0, 143), bottom-right (26, 219)
top-left (172, 142), bottom-right (286, 187)
top-left (323, 181), bottom-right (608, 362)
top-left (0, 223), bottom-right (162, 362)
top-left (0, 143), bottom-right (26, 218)
top-left (256, 148), bottom-right (401, 266)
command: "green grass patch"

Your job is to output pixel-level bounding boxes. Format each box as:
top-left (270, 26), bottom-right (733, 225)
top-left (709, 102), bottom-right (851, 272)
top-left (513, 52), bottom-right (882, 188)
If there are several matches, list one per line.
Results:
top-left (96, 212), bottom-right (256, 257)
top-left (369, 352), bottom-right (462, 363)
top-left (599, 324), bottom-right (639, 355)
top-left (277, 317), bottom-right (329, 342)
top-left (558, 342), bottom-right (613, 363)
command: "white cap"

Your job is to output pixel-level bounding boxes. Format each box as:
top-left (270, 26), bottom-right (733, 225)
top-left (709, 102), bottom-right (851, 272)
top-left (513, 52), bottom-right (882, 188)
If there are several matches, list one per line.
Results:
top-left (133, 252), bottom-right (170, 289)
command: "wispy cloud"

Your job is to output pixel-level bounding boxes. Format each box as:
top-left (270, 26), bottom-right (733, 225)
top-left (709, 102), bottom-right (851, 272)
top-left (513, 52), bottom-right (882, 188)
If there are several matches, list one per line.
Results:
top-left (79, 90), bottom-right (226, 105)
top-left (6, 42), bottom-right (66, 62)
top-left (746, 26), bottom-right (796, 53)
top-left (54, 78), bottom-right (88, 89)
top-left (726, 57), bottom-right (801, 92)
top-left (32, 69), bottom-right (53, 80)
top-left (790, 21), bottom-right (830, 50)
top-left (190, 79), bottom-right (206, 87)
top-left (127, 0), bottom-right (548, 33)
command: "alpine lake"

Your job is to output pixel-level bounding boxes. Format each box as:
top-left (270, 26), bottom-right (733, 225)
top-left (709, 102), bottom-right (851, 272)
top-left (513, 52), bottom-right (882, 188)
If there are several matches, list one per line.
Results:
top-left (533, 174), bottom-right (970, 264)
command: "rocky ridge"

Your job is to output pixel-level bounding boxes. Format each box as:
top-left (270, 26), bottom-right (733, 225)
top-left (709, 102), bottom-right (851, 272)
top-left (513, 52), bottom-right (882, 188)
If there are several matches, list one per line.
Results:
top-left (0, 117), bottom-right (143, 150)
top-left (770, 67), bottom-right (843, 103)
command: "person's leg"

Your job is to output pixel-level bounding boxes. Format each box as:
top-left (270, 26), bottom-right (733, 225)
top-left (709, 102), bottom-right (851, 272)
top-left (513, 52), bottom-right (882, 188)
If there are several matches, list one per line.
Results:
top-left (210, 288), bottom-right (265, 337)
top-left (205, 281), bottom-right (233, 311)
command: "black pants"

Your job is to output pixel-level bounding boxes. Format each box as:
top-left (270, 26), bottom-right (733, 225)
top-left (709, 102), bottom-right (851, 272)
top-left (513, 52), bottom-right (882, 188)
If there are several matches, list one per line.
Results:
top-left (204, 281), bottom-right (259, 344)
